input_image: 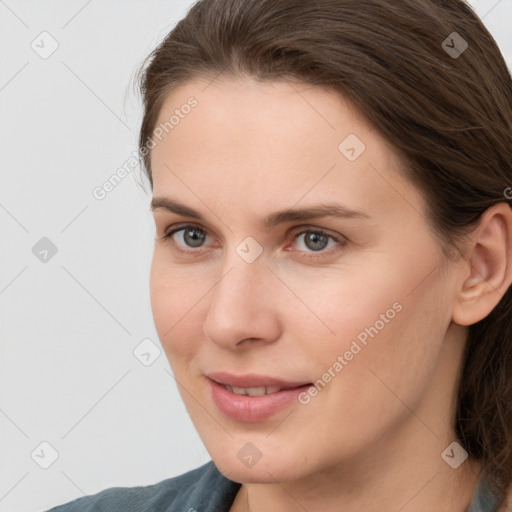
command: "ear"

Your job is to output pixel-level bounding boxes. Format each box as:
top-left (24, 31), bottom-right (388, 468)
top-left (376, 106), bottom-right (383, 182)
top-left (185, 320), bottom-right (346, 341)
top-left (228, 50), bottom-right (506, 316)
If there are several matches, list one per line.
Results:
top-left (452, 202), bottom-right (512, 326)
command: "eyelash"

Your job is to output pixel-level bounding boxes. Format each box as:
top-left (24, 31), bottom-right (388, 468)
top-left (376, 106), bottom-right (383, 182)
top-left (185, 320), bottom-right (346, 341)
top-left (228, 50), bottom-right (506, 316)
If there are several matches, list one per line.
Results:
top-left (160, 223), bottom-right (346, 259)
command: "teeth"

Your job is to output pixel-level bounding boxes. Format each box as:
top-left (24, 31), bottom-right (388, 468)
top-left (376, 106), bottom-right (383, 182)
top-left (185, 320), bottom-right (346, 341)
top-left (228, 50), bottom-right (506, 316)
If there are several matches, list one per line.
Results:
top-left (225, 385), bottom-right (282, 396)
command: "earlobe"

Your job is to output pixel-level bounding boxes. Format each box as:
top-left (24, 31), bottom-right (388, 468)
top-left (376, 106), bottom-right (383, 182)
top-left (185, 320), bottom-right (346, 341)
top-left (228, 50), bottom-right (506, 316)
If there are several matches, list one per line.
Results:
top-left (452, 202), bottom-right (512, 326)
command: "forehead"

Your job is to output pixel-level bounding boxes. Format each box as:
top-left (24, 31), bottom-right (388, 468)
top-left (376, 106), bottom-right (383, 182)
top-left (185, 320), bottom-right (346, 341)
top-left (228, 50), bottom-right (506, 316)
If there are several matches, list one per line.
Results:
top-left (149, 76), bottom-right (424, 223)
top-left (152, 76), bottom-right (374, 162)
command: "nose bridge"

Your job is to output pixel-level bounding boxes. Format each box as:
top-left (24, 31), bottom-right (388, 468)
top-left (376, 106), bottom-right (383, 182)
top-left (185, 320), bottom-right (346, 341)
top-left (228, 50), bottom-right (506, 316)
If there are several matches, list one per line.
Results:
top-left (202, 245), bottom-right (280, 347)
top-left (214, 233), bottom-right (270, 302)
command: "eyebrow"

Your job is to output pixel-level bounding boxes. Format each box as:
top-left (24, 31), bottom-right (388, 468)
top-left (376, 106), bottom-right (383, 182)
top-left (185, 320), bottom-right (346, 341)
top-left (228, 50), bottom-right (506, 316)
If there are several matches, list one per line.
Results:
top-left (150, 196), bottom-right (371, 230)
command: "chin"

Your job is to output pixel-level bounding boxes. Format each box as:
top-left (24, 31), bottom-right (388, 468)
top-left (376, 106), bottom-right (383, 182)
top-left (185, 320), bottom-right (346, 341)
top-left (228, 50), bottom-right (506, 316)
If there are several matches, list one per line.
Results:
top-left (211, 445), bottom-right (312, 484)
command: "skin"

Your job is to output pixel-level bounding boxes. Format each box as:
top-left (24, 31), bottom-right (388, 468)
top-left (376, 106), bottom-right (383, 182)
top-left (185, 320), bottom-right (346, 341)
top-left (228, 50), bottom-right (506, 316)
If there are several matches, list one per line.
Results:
top-left (148, 75), bottom-right (512, 512)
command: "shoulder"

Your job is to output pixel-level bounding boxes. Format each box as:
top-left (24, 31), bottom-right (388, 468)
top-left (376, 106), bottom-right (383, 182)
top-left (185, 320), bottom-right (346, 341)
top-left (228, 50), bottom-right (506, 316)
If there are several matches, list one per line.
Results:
top-left (470, 469), bottom-right (512, 512)
top-left (44, 460), bottom-right (241, 512)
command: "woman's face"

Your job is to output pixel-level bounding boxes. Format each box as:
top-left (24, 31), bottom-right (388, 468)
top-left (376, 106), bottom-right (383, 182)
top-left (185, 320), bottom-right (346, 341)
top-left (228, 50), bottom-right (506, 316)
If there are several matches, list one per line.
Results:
top-left (149, 76), bottom-right (467, 483)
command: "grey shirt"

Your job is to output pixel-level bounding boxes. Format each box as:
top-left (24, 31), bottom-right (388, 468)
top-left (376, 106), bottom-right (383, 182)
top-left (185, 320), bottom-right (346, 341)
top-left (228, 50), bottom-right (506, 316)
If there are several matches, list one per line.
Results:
top-left (45, 460), bottom-right (500, 512)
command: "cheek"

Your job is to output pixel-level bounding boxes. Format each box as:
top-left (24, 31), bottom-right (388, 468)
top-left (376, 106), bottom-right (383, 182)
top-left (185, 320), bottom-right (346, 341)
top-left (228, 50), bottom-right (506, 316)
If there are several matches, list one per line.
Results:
top-left (149, 253), bottom-right (204, 363)
top-left (280, 265), bottom-right (406, 356)
top-left (322, 268), bottom-right (451, 419)
top-left (292, 270), bottom-right (452, 459)
top-left (297, 248), bottom-right (451, 392)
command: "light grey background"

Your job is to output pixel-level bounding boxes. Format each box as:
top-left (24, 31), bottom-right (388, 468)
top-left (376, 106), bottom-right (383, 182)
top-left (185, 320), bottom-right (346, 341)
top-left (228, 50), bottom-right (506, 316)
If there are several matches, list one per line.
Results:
top-left (0, 1), bottom-right (510, 511)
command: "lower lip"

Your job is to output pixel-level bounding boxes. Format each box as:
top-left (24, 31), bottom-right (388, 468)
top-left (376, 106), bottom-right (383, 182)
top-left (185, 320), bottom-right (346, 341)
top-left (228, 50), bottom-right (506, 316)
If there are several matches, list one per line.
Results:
top-left (208, 378), bottom-right (312, 422)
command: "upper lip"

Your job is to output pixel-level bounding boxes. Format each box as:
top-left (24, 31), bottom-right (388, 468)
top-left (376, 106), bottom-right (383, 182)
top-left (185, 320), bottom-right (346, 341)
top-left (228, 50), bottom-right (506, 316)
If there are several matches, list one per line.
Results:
top-left (206, 371), bottom-right (312, 389)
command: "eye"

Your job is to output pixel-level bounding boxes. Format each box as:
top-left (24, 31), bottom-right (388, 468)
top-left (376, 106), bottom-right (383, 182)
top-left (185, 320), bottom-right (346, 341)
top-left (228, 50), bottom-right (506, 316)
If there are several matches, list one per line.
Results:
top-left (161, 224), bottom-right (211, 255)
top-left (289, 228), bottom-right (346, 258)
top-left (160, 223), bottom-right (346, 258)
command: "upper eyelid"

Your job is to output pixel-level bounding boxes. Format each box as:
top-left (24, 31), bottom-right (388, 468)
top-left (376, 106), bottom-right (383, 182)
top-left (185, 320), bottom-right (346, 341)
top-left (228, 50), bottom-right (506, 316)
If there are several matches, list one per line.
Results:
top-left (163, 222), bottom-right (211, 238)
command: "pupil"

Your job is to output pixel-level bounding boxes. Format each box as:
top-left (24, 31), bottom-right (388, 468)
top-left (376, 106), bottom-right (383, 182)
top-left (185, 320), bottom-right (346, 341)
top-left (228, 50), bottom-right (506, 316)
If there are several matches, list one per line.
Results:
top-left (306, 232), bottom-right (328, 251)
top-left (184, 229), bottom-right (205, 248)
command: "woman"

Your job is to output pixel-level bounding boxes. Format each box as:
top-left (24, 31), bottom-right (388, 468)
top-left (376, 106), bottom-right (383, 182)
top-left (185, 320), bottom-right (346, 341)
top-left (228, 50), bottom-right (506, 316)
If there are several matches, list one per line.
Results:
top-left (46, 0), bottom-right (512, 510)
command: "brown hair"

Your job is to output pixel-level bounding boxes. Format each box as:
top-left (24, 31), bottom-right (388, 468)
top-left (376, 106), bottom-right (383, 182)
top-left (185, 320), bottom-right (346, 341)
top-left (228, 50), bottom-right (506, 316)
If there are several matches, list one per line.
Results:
top-left (135, 0), bottom-right (512, 506)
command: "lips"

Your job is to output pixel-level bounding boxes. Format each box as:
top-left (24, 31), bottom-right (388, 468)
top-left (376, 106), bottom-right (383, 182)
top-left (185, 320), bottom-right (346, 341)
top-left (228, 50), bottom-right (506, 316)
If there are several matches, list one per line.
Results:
top-left (206, 371), bottom-right (311, 389)
top-left (206, 372), bottom-right (313, 422)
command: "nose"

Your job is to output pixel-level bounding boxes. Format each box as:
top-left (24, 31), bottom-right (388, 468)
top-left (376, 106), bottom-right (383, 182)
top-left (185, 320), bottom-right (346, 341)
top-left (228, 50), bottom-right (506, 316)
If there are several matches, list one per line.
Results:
top-left (202, 254), bottom-right (282, 350)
